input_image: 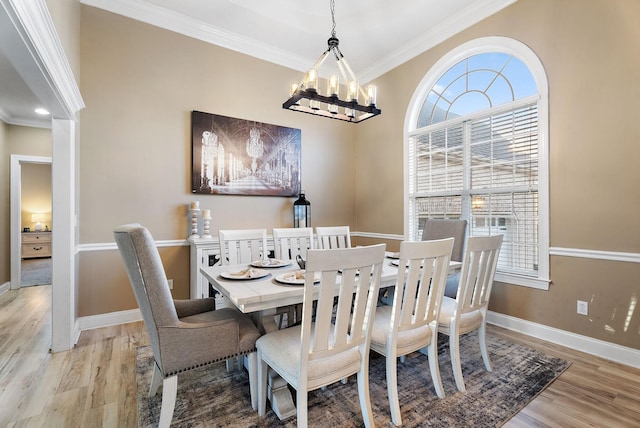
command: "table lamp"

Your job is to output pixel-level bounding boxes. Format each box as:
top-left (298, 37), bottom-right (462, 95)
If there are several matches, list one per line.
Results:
top-left (31, 213), bottom-right (46, 232)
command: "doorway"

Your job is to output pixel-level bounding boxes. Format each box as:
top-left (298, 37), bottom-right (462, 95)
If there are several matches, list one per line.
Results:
top-left (10, 155), bottom-right (52, 290)
top-left (20, 162), bottom-right (52, 287)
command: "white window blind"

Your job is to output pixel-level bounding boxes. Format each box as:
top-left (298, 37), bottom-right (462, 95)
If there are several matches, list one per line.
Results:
top-left (409, 101), bottom-right (539, 277)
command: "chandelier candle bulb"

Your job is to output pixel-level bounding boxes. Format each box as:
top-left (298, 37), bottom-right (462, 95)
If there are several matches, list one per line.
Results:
top-left (306, 69), bottom-right (318, 91)
top-left (367, 85), bottom-right (377, 106)
top-left (328, 75), bottom-right (339, 96)
top-left (347, 81), bottom-right (359, 102)
top-left (290, 82), bottom-right (299, 96)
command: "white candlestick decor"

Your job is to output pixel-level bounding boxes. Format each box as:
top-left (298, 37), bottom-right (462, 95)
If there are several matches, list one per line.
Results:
top-left (202, 211), bottom-right (212, 239)
top-left (189, 205), bottom-right (200, 239)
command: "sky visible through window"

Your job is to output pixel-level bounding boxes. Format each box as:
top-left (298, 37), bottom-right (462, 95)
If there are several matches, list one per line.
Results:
top-left (420, 53), bottom-right (537, 127)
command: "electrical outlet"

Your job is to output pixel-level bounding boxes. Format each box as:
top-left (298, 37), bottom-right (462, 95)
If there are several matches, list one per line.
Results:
top-left (168, 279), bottom-right (174, 289)
top-left (577, 300), bottom-right (588, 316)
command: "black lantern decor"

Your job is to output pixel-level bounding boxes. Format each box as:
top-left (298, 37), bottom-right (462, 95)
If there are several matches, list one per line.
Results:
top-left (293, 192), bottom-right (311, 228)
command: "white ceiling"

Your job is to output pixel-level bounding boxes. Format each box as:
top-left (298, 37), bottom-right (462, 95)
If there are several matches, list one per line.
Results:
top-left (0, 0), bottom-right (517, 128)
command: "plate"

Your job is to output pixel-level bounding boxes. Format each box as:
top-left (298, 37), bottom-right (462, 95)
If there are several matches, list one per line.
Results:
top-left (220, 268), bottom-right (269, 280)
top-left (275, 270), bottom-right (321, 286)
top-left (386, 251), bottom-right (400, 259)
top-left (250, 259), bottom-right (291, 268)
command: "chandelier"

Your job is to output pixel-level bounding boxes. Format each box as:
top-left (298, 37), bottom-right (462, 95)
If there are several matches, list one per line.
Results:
top-left (282, 0), bottom-right (381, 123)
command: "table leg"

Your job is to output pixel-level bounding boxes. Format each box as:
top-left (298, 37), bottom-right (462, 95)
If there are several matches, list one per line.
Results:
top-left (251, 308), bottom-right (297, 420)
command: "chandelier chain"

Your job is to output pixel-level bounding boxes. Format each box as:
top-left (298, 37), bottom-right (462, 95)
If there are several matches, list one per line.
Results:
top-left (330, 0), bottom-right (336, 38)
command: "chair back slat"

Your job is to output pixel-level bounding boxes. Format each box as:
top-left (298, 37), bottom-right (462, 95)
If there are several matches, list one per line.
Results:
top-left (218, 229), bottom-right (268, 265)
top-left (458, 235), bottom-right (503, 314)
top-left (302, 245), bottom-right (385, 362)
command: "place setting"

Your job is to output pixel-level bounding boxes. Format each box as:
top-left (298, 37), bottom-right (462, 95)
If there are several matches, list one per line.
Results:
top-left (219, 267), bottom-right (270, 280)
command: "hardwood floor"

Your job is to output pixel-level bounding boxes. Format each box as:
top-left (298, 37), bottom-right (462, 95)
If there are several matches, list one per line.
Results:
top-left (1, 285), bottom-right (639, 427)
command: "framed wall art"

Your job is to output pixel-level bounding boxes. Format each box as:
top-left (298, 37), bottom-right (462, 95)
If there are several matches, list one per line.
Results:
top-left (191, 111), bottom-right (302, 196)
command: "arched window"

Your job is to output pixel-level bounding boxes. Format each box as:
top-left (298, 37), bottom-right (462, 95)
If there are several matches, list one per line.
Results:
top-left (405, 37), bottom-right (549, 289)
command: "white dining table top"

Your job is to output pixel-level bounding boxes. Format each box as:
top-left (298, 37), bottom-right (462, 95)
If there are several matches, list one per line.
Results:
top-left (200, 252), bottom-right (462, 314)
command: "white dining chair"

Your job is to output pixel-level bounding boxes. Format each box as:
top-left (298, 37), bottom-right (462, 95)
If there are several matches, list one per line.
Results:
top-left (369, 238), bottom-right (454, 425)
top-left (438, 234), bottom-right (503, 392)
top-left (218, 228), bottom-right (268, 369)
top-left (272, 227), bottom-right (315, 328)
top-left (315, 225), bottom-right (351, 249)
top-left (218, 228), bottom-right (268, 265)
top-left (256, 244), bottom-right (386, 428)
top-left (272, 227), bottom-right (314, 262)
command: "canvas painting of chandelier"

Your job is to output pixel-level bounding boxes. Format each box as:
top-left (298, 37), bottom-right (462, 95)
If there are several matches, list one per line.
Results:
top-left (191, 111), bottom-right (302, 196)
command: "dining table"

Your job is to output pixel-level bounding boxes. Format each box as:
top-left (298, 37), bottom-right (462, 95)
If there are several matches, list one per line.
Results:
top-left (199, 252), bottom-right (462, 419)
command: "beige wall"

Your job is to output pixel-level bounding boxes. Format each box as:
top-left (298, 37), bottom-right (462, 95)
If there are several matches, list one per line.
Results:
top-left (21, 163), bottom-right (52, 230)
top-left (0, 125), bottom-right (52, 283)
top-left (78, 7), bottom-right (356, 316)
top-left (356, 0), bottom-right (640, 349)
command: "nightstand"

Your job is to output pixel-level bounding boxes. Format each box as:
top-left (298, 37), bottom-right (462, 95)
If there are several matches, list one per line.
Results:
top-left (21, 231), bottom-right (52, 259)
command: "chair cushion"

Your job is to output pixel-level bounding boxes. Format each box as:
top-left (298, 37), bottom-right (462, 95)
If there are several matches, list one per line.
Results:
top-left (370, 305), bottom-right (433, 356)
top-left (438, 296), bottom-right (483, 334)
top-left (180, 307), bottom-right (261, 354)
top-left (256, 325), bottom-right (361, 389)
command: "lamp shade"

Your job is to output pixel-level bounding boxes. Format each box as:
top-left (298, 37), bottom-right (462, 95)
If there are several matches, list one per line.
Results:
top-left (293, 192), bottom-right (311, 228)
top-left (31, 213), bottom-right (47, 231)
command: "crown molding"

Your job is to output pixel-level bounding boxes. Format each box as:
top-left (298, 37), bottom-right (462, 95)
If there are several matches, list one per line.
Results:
top-left (81, 0), bottom-right (312, 73)
top-left (81, 0), bottom-right (518, 82)
top-left (1, 0), bottom-right (84, 119)
top-left (360, 0), bottom-right (519, 83)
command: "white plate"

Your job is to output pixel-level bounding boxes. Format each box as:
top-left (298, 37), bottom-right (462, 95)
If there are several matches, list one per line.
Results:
top-left (386, 251), bottom-right (400, 259)
top-left (275, 270), bottom-right (320, 286)
top-left (220, 268), bottom-right (269, 280)
top-left (391, 259), bottom-right (401, 266)
top-left (250, 259), bottom-right (291, 268)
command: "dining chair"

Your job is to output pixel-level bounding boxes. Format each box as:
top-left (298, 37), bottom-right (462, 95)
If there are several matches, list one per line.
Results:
top-left (272, 227), bottom-right (314, 328)
top-left (219, 228), bottom-right (268, 265)
top-left (315, 225), bottom-right (351, 249)
top-left (369, 238), bottom-right (454, 426)
top-left (256, 244), bottom-right (386, 428)
top-left (114, 224), bottom-right (261, 427)
top-left (272, 227), bottom-right (314, 261)
top-left (422, 219), bottom-right (468, 298)
top-left (438, 234), bottom-right (503, 392)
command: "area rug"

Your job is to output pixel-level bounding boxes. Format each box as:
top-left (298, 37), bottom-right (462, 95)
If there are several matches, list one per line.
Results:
top-left (136, 333), bottom-right (570, 427)
top-left (21, 258), bottom-right (52, 286)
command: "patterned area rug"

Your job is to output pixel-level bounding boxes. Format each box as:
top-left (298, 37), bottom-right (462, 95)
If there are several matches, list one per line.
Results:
top-left (21, 258), bottom-right (52, 286)
top-left (136, 332), bottom-right (570, 427)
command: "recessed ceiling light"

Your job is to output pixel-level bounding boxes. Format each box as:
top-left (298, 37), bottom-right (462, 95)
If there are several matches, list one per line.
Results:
top-left (35, 108), bottom-right (49, 115)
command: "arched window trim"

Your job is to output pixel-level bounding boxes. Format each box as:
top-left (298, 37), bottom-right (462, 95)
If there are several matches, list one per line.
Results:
top-left (403, 36), bottom-right (550, 290)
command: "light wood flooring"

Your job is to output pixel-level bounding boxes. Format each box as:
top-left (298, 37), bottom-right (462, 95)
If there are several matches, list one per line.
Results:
top-left (1, 285), bottom-right (639, 427)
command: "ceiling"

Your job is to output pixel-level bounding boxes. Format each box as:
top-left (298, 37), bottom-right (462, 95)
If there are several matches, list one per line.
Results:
top-left (0, 0), bottom-right (516, 128)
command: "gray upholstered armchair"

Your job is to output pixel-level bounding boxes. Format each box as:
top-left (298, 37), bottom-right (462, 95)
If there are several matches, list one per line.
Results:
top-left (422, 219), bottom-right (468, 297)
top-left (114, 224), bottom-right (260, 428)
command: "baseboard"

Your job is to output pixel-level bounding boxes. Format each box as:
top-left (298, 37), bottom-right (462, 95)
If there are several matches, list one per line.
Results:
top-left (487, 311), bottom-right (640, 369)
top-left (77, 308), bottom-right (142, 331)
top-left (0, 281), bottom-right (9, 296)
